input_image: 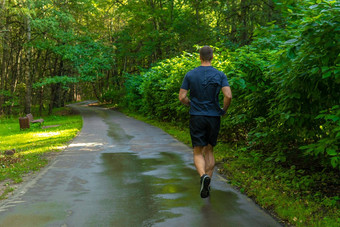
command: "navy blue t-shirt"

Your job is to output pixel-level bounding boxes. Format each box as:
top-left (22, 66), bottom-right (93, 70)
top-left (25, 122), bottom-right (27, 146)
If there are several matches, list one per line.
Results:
top-left (181, 66), bottom-right (229, 116)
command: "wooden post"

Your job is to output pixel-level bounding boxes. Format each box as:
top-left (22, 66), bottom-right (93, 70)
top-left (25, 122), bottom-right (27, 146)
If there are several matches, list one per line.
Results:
top-left (19, 117), bottom-right (30, 129)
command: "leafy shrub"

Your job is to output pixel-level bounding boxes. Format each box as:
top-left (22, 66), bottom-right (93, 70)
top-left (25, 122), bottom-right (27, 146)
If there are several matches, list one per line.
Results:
top-left (260, 1), bottom-right (340, 169)
top-left (102, 86), bottom-right (125, 104)
top-left (124, 52), bottom-right (200, 125)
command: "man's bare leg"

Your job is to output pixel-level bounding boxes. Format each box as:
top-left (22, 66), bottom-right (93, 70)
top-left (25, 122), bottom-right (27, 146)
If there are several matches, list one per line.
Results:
top-left (203, 144), bottom-right (215, 178)
top-left (193, 146), bottom-right (205, 176)
top-left (194, 146), bottom-right (211, 198)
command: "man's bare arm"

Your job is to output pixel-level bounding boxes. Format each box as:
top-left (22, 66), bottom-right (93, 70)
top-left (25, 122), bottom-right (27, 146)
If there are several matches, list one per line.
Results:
top-left (179, 88), bottom-right (190, 107)
top-left (222, 86), bottom-right (232, 112)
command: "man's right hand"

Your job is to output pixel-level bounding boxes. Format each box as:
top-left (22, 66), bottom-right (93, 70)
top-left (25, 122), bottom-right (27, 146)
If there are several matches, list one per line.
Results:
top-left (221, 108), bottom-right (226, 116)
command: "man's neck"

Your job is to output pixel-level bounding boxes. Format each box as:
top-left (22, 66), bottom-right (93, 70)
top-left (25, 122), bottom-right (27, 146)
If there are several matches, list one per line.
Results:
top-left (201, 61), bottom-right (212, 66)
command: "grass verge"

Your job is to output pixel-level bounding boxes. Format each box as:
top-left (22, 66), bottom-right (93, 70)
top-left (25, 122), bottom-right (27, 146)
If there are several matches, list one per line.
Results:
top-left (0, 107), bottom-right (82, 198)
top-left (113, 106), bottom-right (339, 227)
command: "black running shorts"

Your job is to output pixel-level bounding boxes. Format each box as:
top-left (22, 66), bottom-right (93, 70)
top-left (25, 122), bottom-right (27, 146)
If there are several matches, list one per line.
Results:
top-left (189, 115), bottom-right (221, 147)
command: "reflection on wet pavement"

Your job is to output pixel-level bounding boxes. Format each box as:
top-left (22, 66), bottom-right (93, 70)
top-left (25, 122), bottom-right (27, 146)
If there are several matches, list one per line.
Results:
top-left (100, 150), bottom-right (273, 227)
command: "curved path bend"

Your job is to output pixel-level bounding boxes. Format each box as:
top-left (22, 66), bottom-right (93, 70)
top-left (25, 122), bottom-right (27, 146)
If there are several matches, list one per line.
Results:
top-left (0, 102), bottom-right (281, 227)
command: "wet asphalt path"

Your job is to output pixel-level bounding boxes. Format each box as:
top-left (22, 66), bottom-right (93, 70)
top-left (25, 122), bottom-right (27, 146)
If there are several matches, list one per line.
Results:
top-left (0, 102), bottom-right (280, 227)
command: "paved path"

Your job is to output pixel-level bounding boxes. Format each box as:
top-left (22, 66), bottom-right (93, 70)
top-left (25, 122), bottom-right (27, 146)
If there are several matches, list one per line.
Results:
top-left (0, 102), bottom-right (281, 227)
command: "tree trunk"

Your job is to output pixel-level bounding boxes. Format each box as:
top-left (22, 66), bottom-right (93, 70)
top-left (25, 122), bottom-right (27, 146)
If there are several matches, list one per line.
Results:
top-left (91, 82), bottom-right (101, 101)
top-left (9, 47), bottom-right (21, 115)
top-left (56, 58), bottom-right (64, 108)
top-left (54, 83), bottom-right (61, 108)
top-left (240, 0), bottom-right (248, 45)
top-left (170, 0), bottom-right (174, 22)
top-left (267, 0), bottom-right (274, 21)
top-left (24, 4), bottom-right (32, 114)
top-left (49, 57), bottom-right (59, 115)
top-left (49, 84), bottom-right (54, 115)
top-left (0, 0), bottom-right (8, 115)
top-left (39, 86), bottom-right (43, 116)
top-left (68, 84), bottom-right (74, 103)
top-left (194, 0), bottom-right (200, 25)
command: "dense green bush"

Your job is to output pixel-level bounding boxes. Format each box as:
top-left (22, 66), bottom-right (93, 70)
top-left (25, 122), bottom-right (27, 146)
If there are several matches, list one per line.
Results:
top-left (124, 53), bottom-right (200, 125)
top-left (254, 1), bottom-right (340, 169)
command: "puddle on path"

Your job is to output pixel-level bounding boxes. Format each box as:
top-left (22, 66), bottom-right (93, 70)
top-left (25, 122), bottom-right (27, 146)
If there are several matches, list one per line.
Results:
top-left (100, 152), bottom-right (260, 227)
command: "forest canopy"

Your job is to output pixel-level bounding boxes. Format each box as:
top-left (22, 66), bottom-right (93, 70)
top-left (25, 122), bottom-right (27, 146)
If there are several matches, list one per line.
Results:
top-left (1, 0), bottom-right (294, 114)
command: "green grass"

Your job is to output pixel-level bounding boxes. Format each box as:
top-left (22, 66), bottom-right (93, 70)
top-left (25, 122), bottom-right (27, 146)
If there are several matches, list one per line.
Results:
top-left (0, 107), bottom-right (82, 189)
top-left (213, 143), bottom-right (339, 227)
top-left (114, 106), bottom-right (339, 227)
top-left (0, 187), bottom-right (14, 200)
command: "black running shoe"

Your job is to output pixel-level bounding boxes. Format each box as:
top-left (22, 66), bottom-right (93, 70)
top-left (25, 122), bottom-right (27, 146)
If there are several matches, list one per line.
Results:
top-left (200, 174), bottom-right (211, 198)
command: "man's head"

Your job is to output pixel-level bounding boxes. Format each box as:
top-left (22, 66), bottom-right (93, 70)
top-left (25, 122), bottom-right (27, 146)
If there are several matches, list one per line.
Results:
top-left (199, 46), bottom-right (213, 62)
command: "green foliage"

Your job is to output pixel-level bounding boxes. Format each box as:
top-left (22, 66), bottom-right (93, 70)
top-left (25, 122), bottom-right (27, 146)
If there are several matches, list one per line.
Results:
top-left (33, 76), bottom-right (79, 88)
top-left (123, 73), bottom-right (144, 111)
top-left (0, 90), bottom-right (19, 108)
top-left (124, 52), bottom-right (200, 124)
top-left (102, 86), bottom-right (125, 104)
top-left (120, 1), bottom-right (340, 175)
top-left (31, 2), bottom-right (114, 85)
top-left (300, 105), bottom-right (340, 168)
top-left (261, 1), bottom-right (340, 169)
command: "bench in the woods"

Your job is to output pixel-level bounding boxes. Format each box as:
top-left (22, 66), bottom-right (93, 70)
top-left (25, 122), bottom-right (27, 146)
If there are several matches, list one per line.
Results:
top-left (26, 113), bottom-right (44, 126)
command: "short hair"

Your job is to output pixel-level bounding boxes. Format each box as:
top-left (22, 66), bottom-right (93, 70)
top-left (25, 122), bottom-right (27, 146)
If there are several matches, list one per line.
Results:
top-left (199, 46), bottom-right (213, 61)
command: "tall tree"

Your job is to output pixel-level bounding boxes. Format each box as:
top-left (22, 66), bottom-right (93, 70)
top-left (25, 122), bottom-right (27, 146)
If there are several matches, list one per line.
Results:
top-left (0, 0), bottom-right (9, 114)
top-left (24, 0), bottom-right (32, 114)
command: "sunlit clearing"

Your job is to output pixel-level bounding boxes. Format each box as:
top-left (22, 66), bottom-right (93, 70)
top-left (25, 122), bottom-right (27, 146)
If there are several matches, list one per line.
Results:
top-left (31, 129), bottom-right (77, 139)
top-left (56, 146), bottom-right (67, 150)
top-left (35, 132), bottom-right (62, 137)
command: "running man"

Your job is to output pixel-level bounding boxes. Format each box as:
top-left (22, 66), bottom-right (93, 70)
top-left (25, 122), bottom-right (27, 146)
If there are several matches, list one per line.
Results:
top-left (179, 46), bottom-right (232, 198)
